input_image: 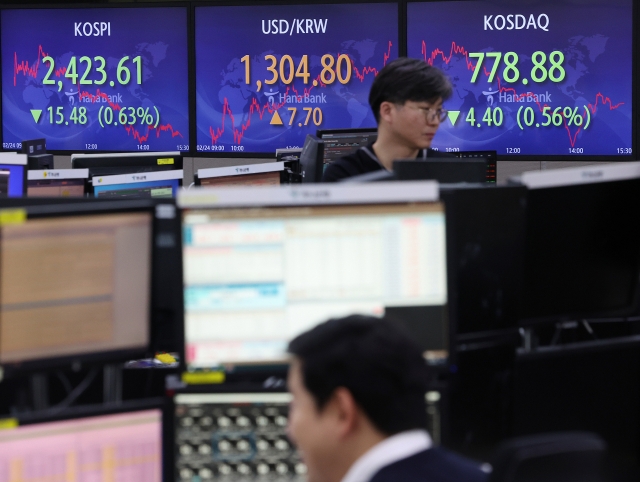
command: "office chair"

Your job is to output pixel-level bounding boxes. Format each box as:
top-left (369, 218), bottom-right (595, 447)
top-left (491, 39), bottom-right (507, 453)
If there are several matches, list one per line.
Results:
top-left (487, 432), bottom-right (607, 482)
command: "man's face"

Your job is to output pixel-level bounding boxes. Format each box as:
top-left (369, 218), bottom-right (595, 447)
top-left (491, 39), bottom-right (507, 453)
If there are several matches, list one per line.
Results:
top-left (388, 98), bottom-right (444, 150)
top-left (287, 359), bottom-right (336, 482)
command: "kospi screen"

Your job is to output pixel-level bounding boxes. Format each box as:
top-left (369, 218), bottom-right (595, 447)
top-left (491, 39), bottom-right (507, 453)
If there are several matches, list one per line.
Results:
top-left (1, 7), bottom-right (189, 153)
top-left (407, 0), bottom-right (633, 157)
top-left (195, 3), bottom-right (398, 154)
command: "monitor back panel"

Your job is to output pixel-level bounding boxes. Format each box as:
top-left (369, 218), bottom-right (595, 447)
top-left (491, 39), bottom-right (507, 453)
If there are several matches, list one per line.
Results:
top-left (442, 185), bottom-right (527, 334)
top-left (395, 160), bottom-right (488, 183)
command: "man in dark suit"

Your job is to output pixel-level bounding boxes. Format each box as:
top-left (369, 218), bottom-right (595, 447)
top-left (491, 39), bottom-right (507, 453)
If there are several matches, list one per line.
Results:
top-left (322, 58), bottom-right (453, 182)
top-left (287, 315), bottom-right (488, 482)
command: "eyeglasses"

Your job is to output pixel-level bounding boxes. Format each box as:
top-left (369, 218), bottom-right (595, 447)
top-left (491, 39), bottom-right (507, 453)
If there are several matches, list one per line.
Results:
top-left (405, 105), bottom-right (448, 123)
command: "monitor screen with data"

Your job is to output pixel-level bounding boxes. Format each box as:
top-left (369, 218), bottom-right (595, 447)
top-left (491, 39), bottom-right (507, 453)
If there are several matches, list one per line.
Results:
top-left (1, 7), bottom-right (189, 152)
top-left (194, 3), bottom-right (398, 154)
top-left (407, 0), bottom-right (633, 157)
top-left (183, 202), bottom-right (448, 368)
top-left (173, 393), bottom-right (300, 481)
top-left (317, 128), bottom-right (377, 164)
top-left (28, 179), bottom-right (85, 197)
top-left (0, 409), bottom-right (162, 481)
top-left (0, 211), bottom-right (152, 365)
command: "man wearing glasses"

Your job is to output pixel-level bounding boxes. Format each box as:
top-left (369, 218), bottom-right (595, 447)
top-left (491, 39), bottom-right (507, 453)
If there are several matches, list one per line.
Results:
top-left (322, 57), bottom-right (453, 182)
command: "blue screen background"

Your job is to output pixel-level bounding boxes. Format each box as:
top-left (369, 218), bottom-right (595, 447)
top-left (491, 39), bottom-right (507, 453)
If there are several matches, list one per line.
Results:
top-left (1, 7), bottom-right (189, 152)
top-left (0, 164), bottom-right (26, 196)
top-left (195, 3), bottom-right (398, 154)
top-left (407, 0), bottom-right (632, 156)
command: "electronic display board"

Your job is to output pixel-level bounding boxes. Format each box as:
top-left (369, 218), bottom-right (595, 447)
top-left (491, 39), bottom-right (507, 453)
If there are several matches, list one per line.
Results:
top-left (407, 0), bottom-right (633, 157)
top-left (1, 7), bottom-right (189, 153)
top-left (195, 3), bottom-right (398, 155)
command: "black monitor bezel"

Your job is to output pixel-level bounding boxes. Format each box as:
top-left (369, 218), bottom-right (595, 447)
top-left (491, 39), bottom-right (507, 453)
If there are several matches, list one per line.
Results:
top-left (0, 199), bottom-right (160, 377)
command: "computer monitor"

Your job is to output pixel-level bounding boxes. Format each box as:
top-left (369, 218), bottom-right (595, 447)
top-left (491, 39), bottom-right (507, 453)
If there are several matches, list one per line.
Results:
top-left (0, 400), bottom-right (165, 482)
top-left (518, 162), bottom-right (640, 324)
top-left (0, 200), bottom-right (155, 373)
top-left (2, 6), bottom-right (189, 153)
top-left (91, 170), bottom-right (183, 198)
top-left (407, 0), bottom-right (633, 159)
top-left (27, 169), bottom-right (88, 197)
top-left (452, 150), bottom-right (497, 183)
top-left (194, 3), bottom-right (398, 155)
top-left (394, 159), bottom-right (489, 183)
top-left (440, 184), bottom-right (526, 335)
top-left (0, 153), bottom-right (28, 197)
top-left (179, 182), bottom-right (449, 369)
top-left (195, 163), bottom-right (285, 187)
top-left (316, 128), bottom-right (378, 165)
top-left (71, 152), bottom-right (183, 178)
top-left (170, 392), bottom-right (301, 481)
top-left (298, 135), bottom-right (324, 183)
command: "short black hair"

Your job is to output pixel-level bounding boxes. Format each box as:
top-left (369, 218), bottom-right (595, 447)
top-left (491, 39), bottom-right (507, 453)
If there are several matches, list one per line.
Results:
top-left (288, 315), bottom-right (430, 435)
top-left (369, 57), bottom-right (453, 123)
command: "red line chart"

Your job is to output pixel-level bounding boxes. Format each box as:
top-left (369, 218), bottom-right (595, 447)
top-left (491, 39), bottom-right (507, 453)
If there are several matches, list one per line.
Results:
top-left (14, 46), bottom-right (68, 85)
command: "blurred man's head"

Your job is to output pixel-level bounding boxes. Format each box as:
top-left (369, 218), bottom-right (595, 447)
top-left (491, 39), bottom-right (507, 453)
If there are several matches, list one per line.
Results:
top-left (369, 57), bottom-right (452, 150)
top-left (287, 315), bottom-right (430, 482)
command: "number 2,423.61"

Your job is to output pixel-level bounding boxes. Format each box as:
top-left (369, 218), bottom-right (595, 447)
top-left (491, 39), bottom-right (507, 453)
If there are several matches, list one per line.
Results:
top-left (42, 55), bottom-right (143, 86)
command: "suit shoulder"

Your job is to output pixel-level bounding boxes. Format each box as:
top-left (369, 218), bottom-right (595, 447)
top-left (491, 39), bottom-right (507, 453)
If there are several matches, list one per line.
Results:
top-left (369, 448), bottom-right (488, 482)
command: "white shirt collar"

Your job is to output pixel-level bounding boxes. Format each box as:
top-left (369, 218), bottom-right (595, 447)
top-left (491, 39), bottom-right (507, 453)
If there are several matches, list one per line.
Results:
top-left (340, 429), bottom-right (433, 482)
